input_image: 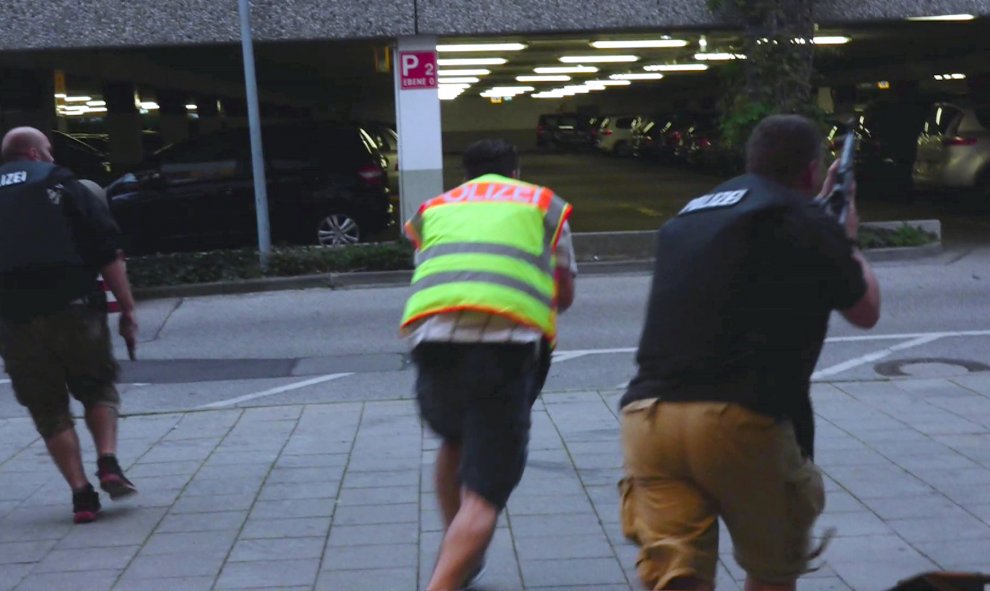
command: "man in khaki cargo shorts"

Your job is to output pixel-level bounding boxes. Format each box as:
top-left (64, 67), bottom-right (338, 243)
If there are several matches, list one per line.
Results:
top-left (619, 115), bottom-right (882, 590)
top-left (0, 127), bottom-right (139, 524)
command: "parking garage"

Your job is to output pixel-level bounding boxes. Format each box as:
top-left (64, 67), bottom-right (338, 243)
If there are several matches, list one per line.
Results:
top-left (1, 13), bottom-right (988, 252)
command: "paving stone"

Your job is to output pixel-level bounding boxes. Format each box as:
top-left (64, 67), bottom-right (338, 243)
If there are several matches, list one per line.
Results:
top-left (315, 567), bottom-right (416, 590)
top-left (33, 545), bottom-right (138, 572)
top-left (239, 517), bottom-right (332, 539)
top-left (267, 466), bottom-right (345, 483)
top-left (155, 510), bottom-right (248, 533)
top-left (519, 557), bottom-right (628, 587)
top-left (228, 536), bottom-right (325, 562)
top-left (507, 493), bottom-right (594, 515)
top-left (864, 494), bottom-right (972, 520)
top-left (192, 463), bottom-right (273, 481)
top-left (181, 477), bottom-right (262, 497)
top-left (215, 558), bottom-right (319, 589)
top-left (511, 513), bottom-right (607, 538)
top-left (321, 542), bottom-right (418, 571)
top-left (13, 569), bottom-right (119, 591)
top-left (327, 522), bottom-right (419, 547)
top-left (514, 532), bottom-right (615, 560)
top-left (0, 563), bottom-right (32, 591)
top-left (275, 453), bottom-right (350, 469)
top-left (249, 498), bottom-right (336, 519)
top-left (912, 537), bottom-right (990, 568)
top-left (170, 492), bottom-right (257, 514)
top-left (332, 502), bottom-right (418, 525)
top-left (343, 470), bottom-right (419, 488)
top-left (123, 550), bottom-right (227, 579)
top-left (140, 530), bottom-right (239, 555)
top-left (257, 480), bottom-right (338, 501)
top-left (0, 539), bottom-right (56, 565)
top-left (818, 511), bottom-right (897, 537)
top-left (337, 485), bottom-right (418, 506)
top-left (56, 508), bottom-right (166, 549)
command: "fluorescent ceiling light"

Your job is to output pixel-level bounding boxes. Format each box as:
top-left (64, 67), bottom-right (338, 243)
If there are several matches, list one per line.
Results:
top-left (695, 52), bottom-right (746, 60)
top-left (532, 94), bottom-right (565, 99)
top-left (907, 14), bottom-right (975, 21)
top-left (610, 73), bottom-right (665, 80)
top-left (54, 93), bottom-right (67, 99)
top-left (86, 100), bottom-right (107, 107)
top-left (437, 58), bottom-right (508, 66)
top-left (64, 96), bottom-right (92, 103)
top-left (812, 36), bottom-right (851, 45)
top-left (486, 86), bottom-right (534, 92)
top-left (139, 101), bottom-right (160, 110)
top-left (439, 83), bottom-right (472, 89)
top-left (534, 65), bottom-right (599, 74)
top-left (934, 73), bottom-right (967, 80)
top-left (586, 79), bottom-right (631, 86)
top-left (560, 55), bottom-right (639, 63)
top-left (437, 43), bottom-right (526, 52)
top-left (441, 77), bottom-right (480, 84)
top-left (643, 64), bottom-right (709, 72)
top-left (517, 75), bottom-right (571, 82)
top-left (591, 39), bottom-right (688, 49)
top-left (438, 69), bottom-right (491, 76)
top-left (185, 104), bottom-right (198, 110)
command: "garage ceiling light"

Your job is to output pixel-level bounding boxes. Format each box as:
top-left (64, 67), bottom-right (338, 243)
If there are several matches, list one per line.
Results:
top-left (610, 73), bottom-right (665, 80)
top-left (586, 79), bottom-right (631, 86)
top-left (643, 64), bottom-right (709, 72)
top-left (441, 77), bottom-right (481, 84)
top-left (86, 100), bottom-right (107, 107)
top-left (437, 43), bottom-right (526, 52)
top-left (591, 39), bottom-right (688, 49)
top-left (63, 95), bottom-right (92, 103)
top-left (139, 101), bottom-right (160, 110)
top-left (560, 55), bottom-right (639, 63)
top-left (907, 14), bottom-right (975, 21)
top-left (517, 75), bottom-right (571, 82)
top-left (532, 94), bottom-right (565, 99)
top-left (934, 73), bottom-right (967, 80)
top-left (185, 104), bottom-right (198, 110)
top-left (485, 86), bottom-right (535, 93)
top-left (437, 58), bottom-right (508, 66)
top-left (534, 65), bottom-right (599, 74)
top-left (439, 69), bottom-right (491, 76)
top-left (694, 52), bottom-right (746, 60)
top-left (812, 36), bottom-right (851, 45)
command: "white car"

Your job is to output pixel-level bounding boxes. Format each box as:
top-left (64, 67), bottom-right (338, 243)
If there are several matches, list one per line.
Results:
top-left (595, 115), bottom-right (643, 157)
top-left (913, 102), bottom-right (990, 199)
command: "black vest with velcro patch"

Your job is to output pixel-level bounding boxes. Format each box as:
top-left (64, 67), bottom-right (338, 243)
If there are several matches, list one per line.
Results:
top-left (0, 161), bottom-right (85, 272)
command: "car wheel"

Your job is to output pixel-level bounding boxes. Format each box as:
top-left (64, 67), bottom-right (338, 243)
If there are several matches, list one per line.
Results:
top-left (317, 213), bottom-right (361, 247)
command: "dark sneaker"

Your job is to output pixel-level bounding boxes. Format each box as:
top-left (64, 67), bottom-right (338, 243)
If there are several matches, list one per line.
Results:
top-left (460, 559), bottom-right (487, 590)
top-left (72, 484), bottom-right (101, 524)
top-left (96, 455), bottom-right (138, 500)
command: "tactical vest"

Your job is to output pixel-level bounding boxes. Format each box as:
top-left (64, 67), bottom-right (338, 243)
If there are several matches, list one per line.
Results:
top-left (400, 174), bottom-right (572, 343)
top-left (0, 161), bottom-right (84, 272)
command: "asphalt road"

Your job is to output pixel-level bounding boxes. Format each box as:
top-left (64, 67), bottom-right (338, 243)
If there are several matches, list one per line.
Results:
top-left (1, 238), bottom-right (988, 419)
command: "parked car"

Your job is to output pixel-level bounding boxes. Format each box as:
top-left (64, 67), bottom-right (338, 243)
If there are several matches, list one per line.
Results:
top-left (912, 101), bottom-right (990, 200)
top-left (361, 121), bottom-right (400, 196)
top-left (51, 131), bottom-right (113, 185)
top-left (69, 130), bottom-right (165, 159)
top-left (595, 115), bottom-right (642, 156)
top-left (536, 113), bottom-right (599, 151)
top-left (105, 122), bottom-right (393, 255)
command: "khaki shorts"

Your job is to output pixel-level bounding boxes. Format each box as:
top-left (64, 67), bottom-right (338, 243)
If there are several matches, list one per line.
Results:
top-left (619, 399), bottom-right (825, 589)
top-left (0, 305), bottom-right (120, 439)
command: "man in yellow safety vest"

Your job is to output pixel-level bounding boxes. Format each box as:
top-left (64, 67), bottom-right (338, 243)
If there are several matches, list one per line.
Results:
top-left (401, 139), bottom-right (577, 591)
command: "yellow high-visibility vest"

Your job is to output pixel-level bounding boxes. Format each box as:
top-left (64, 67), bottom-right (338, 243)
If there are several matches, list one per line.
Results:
top-left (401, 174), bottom-right (572, 343)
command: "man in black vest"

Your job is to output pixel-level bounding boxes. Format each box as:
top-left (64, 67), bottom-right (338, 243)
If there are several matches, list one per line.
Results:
top-left (0, 127), bottom-right (139, 524)
top-left (619, 115), bottom-right (881, 591)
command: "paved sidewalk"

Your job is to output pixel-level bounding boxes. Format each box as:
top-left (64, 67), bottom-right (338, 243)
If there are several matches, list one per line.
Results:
top-left (2, 375), bottom-right (990, 591)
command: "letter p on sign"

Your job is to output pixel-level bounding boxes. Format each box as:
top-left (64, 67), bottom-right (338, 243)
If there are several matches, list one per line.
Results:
top-left (399, 51), bottom-right (438, 90)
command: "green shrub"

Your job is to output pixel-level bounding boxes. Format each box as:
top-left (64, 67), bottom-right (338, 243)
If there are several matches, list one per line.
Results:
top-left (859, 224), bottom-right (937, 249)
top-left (127, 242), bottom-right (414, 288)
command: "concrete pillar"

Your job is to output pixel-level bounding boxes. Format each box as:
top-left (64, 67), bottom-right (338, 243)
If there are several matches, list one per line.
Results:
top-left (196, 97), bottom-right (222, 136)
top-left (0, 68), bottom-right (55, 135)
top-left (157, 89), bottom-right (189, 147)
top-left (103, 81), bottom-right (143, 168)
top-left (393, 36), bottom-right (443, 223)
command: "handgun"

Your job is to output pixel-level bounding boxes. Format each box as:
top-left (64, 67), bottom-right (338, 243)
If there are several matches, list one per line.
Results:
top-left (817, 119), bottom-right (857, 224)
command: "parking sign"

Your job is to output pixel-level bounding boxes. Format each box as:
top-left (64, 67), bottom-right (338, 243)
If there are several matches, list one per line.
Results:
top-left (399, 51), bottom-right (438, 90)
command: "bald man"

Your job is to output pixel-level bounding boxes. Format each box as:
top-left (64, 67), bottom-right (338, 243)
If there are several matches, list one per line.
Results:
top-left (0, 127), bottom-right (139, 524)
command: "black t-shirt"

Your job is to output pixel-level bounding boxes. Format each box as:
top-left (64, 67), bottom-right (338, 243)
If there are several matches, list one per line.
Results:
top-left (0, 163), bottom-right (120, 322)
top-left (621, 174), bottom-right (866, 452)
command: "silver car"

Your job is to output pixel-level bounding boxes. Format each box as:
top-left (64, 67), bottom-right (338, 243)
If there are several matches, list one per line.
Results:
top-left (913, 102), bottom-right (990, 199)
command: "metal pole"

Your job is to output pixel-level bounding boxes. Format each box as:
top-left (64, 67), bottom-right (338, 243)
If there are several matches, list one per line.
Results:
top-left (237, 0), bottom-right (272, 269)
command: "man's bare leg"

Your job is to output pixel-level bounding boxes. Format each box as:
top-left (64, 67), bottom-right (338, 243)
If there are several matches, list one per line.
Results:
top-left (435, 441), bottom-right (462, 528)
top-left (45, 427), bottom-right (89, 490)
top-left (426, 488), bottom-right (498, 591)
top-left (745, 577), bottom-right (795, 591)
top-left (84, 404), bottom-right (117, 457)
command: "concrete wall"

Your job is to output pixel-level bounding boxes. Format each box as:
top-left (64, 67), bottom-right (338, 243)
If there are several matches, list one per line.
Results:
top-left (0, 0), bottom-right (987, 50)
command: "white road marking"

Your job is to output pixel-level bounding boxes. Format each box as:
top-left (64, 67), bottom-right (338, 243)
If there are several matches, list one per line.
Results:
top-left (811, 335), bottom-right (945, 380)
top-left (196, 373), bottom-right (354, 410)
